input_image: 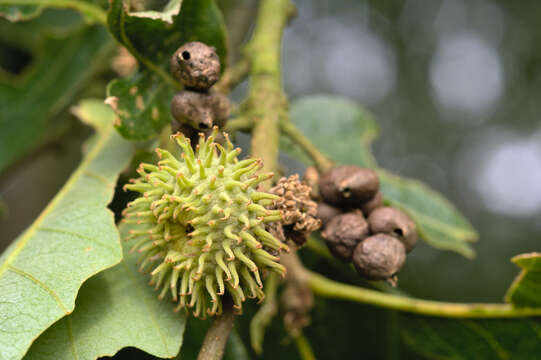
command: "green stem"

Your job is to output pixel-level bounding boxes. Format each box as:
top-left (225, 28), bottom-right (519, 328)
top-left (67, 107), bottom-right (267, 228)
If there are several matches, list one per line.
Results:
top-left (249, 273), bottom-right (279, 354)
top-left (279, 119), bottom-right (334, 173)
top-left (307, 270), bottom-right (541, 318)
top-left (215, 57), bottom-right (251, 94)
top-left (245, 0), bottom-right (295, 178)
top-left (224, 116), bottom-right (253, 133)
top-left (294, 333), bottom-right (316, 360)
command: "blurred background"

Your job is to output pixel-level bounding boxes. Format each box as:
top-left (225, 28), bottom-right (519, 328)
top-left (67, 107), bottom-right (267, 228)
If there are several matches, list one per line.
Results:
top-left (1, 0), bottom-right (540, 358)
top-left (279, 0), bottom-right (541, 304)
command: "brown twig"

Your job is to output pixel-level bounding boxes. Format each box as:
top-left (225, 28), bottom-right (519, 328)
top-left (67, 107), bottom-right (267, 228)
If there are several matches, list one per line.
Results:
top-left (280, 251), bottom-right (314, 336)
top-left (197, 299), bottom-right (236, 360)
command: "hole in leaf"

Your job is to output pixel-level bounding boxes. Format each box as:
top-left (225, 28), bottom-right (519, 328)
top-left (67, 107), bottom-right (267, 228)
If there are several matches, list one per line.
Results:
top-left (182, 51), bottom-right (191, 60)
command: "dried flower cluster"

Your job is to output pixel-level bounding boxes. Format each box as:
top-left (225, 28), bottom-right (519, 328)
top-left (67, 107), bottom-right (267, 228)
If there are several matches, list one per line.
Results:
top-left (268, 174), bottom-right (321, 246)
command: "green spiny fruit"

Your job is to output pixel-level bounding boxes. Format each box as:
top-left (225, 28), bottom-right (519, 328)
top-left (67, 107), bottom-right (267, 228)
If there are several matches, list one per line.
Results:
top-left (122, 127), bottom-right (289, 318)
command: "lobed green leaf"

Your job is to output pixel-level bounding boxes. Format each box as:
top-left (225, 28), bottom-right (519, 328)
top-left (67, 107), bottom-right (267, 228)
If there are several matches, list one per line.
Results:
top-left (286, 95), bottom-right (378, 168)
top-left (285, 95), bottom-right (478, 258)
top-left (378, 169), bottom-right (477, 258)
top-left (0, 100), bottom-right (133, 360)
top-left (24, 223), bottom-right (187, 360)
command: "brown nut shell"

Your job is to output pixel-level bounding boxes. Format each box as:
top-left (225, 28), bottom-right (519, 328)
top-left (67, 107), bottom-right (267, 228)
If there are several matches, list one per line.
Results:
top-left (321, 210), bottom-right (369, 261)
top-left (352, 234), bottom-right (406, 280)
top-left (171, 89), bottom-right (230, 131)
top-left (171, 42), bottom-right (220, 91)
top-left (367, 206), bottom-right (417, 252)
top-left (316, 202), bottom-right (342, 227)
top-left (361, 191), bottom-right (383, 216)
top-left (319, 165), bottom-right (379, 207)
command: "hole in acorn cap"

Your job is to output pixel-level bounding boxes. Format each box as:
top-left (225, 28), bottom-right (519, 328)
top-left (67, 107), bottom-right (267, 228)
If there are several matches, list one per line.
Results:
top-left (182, 51), bottom-right (191, 60)
top-left (341, 186), bottom-right (351, 198)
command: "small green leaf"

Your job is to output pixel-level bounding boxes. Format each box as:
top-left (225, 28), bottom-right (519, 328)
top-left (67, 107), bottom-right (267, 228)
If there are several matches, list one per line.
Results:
top-left (0, 100), bottom-right (133, 360)
top-left (400, 315), bottom-right (541, 360)
top-left (287, 95), bottom-right (378, 168)
top-left (106, 70), bottom-right (174, 140)
top-left (286, 95), bottom-right (478, 257)
top-left (107, 0), bottom-right (227, 66)
top-left (505, 253), bottom-right (541, 307)
top-left (106, 0), bottom-right (228, 140)
top-left (0, 24), bottom-right (113, 174)
top-left (0, 0), bottom-right (106, 24)
top-left (24, 223), bottom-right (186, 360)
top-left (378, 169), bottom-right (477, 258)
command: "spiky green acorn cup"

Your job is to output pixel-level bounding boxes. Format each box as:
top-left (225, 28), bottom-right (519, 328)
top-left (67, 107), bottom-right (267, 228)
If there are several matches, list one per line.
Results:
top-left (122, 127), bottom-right (289, 318)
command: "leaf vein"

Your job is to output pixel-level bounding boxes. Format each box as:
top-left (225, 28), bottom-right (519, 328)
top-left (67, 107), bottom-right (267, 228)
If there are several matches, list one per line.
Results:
top-left (67, 315), bottom-right (79, 360)
top-left (37, 226), bottom-right (116, 252)
top-left (83, 170), bottom-right (114, 187)
top-left (7, 265), bottom-right (68, 314)
top-left (462, 320), bottom-right (509, 360)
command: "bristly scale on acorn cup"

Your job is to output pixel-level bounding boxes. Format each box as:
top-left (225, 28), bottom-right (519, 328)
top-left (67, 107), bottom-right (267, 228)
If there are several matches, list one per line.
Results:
top-left (122, 127), bottom-right (289, 318)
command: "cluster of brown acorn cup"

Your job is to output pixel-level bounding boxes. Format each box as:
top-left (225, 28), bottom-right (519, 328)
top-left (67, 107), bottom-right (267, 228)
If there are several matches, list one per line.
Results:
top-left (305, 165), bottom-right (418, 284)
top-left (169, 42), bottom-right (416, 285)
top-left (169, 41), bottom-right (230, 142)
